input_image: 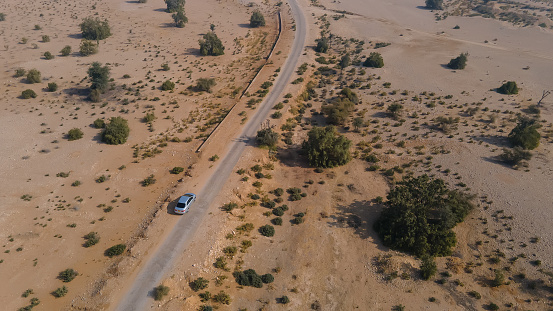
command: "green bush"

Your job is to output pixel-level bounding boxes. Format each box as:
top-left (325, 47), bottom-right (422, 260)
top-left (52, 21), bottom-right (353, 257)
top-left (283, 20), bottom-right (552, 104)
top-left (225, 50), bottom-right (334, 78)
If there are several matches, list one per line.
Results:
top-left (84, 232), bottom-right (99, 247)
top-left (256, 127), bottom-right (279, 148)
top-left (387, 103), bottom-right (403, 120)
top-left (21, 89), bottom-right (37, 99)
top-left (491, 269), bottom-right (504, 287)
top-left (261, 273), bottom-right (274, 283)
top-left (141, 174), bottom-right (156, 186)
top-left (499, 147), bottom-right (532, 166)
top-left (250, 10), bottom-right (266, 27)
top-left (67, 128), bottom-right (84, 141)
top-left (195, 78), bottom-right (216, 92)
top-left (374, 174), bottom-right (474, 257)
top-left (419, 256), bottom-right (437, 280)
top-left (170, 167), bottom-right (185, 174)
top-left (165, 0), bottom-right (185, 12)
top-left (488, 303), bottom-right (499, 311)
top-left (143, 112), bottom-right (156, 123)
top-left (80, 17), bottom-right (112, 41)
top-left (198, 305), bottom-right (213, 311)
top-left (302, 126), bottom-right (352, 168)
top-left (322, 98), bottom-right (354, 125)
top-left (60, 45), bottom-right (72, 56)
top-left (272, 207), bottom-right (284, 216)
top-left (153, 285), bottom-right (170, 301)
top-left (259, 225), bottom-right (275, 237)
top-left (498, 81), bottom-right (519, 95)
top-left (44, 51), bottom-right (54, 60)
top-left (105, 244), bottom-right (126, 257)
top-left (364, 52), bottom-right (384, 68)
top-left (213, 291), bottom-right (231, 304)
top-left (279, 296), bottom-right (290, 304)
top-left (52, 286), bottom-right (68, 298)
top-left (0, 13), bottom-right (5, 21)
top-left (190, 277), bottom-right (209, 291)
top-left (93, 118), bottom-right (105, 128)
top-left (58, 269), bottom-right (78, 282)
top-left (42, 35), bottom-right (50, 42)
top-left (26, 69), bottom-right (41, 83)
top-left (272, 217), bottom-right (283, 225)
top-left (425, 0), bottom-right (443, 9)
top-left (233, 269), bottom-right (264, 288)
top-left (47, 82), bottom-right (58, 92)
top-left (161, 80), bottom-right (175, 91)
top-left (447, 53), bottom-right (468, 70)
top-left (102, 117), bottom-right (130, 145)
top-left (315, 37), bottom-right (329, 53)
top-left (199, 32), bottom-right (224, 56)
top-left (508, 116), bottom-right (540, 150)
top-left (15, 68), bottom-right (26, 77)
top-left (79, 39), bottom-right (98, 56)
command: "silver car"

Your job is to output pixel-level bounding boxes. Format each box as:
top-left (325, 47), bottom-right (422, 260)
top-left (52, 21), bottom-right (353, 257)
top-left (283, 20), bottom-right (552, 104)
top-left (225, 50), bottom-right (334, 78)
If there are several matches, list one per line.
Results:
top-left (174, 193), bottom-right (196, 214)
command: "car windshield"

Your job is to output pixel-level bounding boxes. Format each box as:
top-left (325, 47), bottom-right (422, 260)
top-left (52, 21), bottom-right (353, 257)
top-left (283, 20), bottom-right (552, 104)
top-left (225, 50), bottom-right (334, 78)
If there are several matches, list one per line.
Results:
top-left (176, 202), bottom-right (186, 208)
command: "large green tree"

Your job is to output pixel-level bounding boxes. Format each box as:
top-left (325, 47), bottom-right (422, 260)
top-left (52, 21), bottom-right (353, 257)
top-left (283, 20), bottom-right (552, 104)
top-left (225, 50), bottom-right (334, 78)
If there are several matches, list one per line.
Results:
top-left (165, 0), bottom-right (185, 12)
top-left (80, 17), bottom-right (112, 41)
top-left (199, 32), bottom-right (225, 56)
top-left (88, 62), bottom-right (110, 92)
top-left (508, 116), bottom-right (540, 150)
top-left (172, 8), bottom-right (188, 28)
top-left (425, 0), bottom-right (443, 10)
top-left (302, 126), bottom-right (352, 168)
top-left (374, 175), bottom-right (474, 257)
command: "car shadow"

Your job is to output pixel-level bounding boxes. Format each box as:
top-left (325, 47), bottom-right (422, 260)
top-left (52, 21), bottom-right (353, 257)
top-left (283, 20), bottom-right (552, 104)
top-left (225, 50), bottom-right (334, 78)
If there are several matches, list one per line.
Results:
top-left (166, 200), bottom-right (178, 215)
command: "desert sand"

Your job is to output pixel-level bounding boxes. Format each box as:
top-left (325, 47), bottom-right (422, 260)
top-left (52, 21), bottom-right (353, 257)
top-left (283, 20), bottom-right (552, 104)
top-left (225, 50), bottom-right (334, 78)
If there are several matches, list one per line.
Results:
top-left (1, 0), bottom-right (553, 310)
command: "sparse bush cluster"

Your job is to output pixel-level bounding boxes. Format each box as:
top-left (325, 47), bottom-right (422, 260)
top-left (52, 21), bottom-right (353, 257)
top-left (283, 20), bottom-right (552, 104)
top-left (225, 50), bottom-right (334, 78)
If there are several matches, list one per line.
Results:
top-left (190, 277), bottom-right (209, 291)
top-left (84, 232), bottom-right (100, 247)
top-left (233, 269), bottom-right (273, 288)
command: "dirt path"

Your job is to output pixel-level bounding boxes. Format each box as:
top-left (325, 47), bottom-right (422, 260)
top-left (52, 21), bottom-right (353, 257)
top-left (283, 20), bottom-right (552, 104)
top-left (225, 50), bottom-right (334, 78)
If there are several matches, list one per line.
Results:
top-left (114, 1), bottom-right (307, 310)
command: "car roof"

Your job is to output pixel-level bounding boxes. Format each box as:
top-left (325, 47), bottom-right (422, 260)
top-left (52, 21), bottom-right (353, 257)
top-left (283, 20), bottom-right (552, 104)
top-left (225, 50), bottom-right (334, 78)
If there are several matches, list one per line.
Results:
top-left (178, 194), bottom-right (194, 203)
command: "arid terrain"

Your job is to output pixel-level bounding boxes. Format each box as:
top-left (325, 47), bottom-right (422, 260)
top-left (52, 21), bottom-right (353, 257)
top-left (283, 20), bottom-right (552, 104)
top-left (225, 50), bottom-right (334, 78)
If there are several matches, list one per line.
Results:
top-left (1, 0), bottom-right (552, 310)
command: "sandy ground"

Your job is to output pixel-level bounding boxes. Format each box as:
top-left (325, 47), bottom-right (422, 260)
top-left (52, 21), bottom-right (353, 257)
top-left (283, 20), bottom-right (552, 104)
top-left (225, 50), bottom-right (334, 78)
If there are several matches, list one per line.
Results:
top-left (1, 0), bottom-right (553, 309)
top-left (0, 0), bottom-right (282, 309)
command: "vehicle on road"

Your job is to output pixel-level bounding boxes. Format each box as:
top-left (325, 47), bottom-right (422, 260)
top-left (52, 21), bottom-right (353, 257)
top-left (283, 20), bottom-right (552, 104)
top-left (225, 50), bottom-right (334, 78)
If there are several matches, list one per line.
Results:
top-left (174, 193), bottom-right (196, 214)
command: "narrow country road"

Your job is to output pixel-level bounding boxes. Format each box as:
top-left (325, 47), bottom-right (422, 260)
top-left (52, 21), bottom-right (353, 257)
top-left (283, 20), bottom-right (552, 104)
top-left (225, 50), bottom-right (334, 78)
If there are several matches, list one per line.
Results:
top-left (115, 0), bottom-right (307, 309)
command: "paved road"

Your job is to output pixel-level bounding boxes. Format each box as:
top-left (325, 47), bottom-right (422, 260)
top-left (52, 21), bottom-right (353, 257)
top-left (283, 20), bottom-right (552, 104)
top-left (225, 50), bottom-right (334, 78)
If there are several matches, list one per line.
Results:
top-left (115, 0), bottom-right (307, 310)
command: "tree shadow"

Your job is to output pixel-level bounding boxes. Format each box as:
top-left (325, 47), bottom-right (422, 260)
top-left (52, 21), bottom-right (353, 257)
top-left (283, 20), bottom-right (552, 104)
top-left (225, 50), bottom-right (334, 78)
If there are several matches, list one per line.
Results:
top-left (153, 8), bottom-right (167, 12)
top-left (183, 47), bottom-right (200, 56)
top-left (470, 134), bottom-right (509, 148)
top-left (326, 199), bottom-right (386, 248)
top-left (237, 23), bottom-right (251, 28)
top-left (440, 64), bottom-right (454, 70)
top-left (277, 147), bottom-right (310, 168)
top-left (159, 22), bottom-right (175, 28)
top-left (371, 111), bottom-right (388, 119)
top-left (63, 87), bottom-right (89, 97)
top-left (68, 33), bottom-right (82, 39)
